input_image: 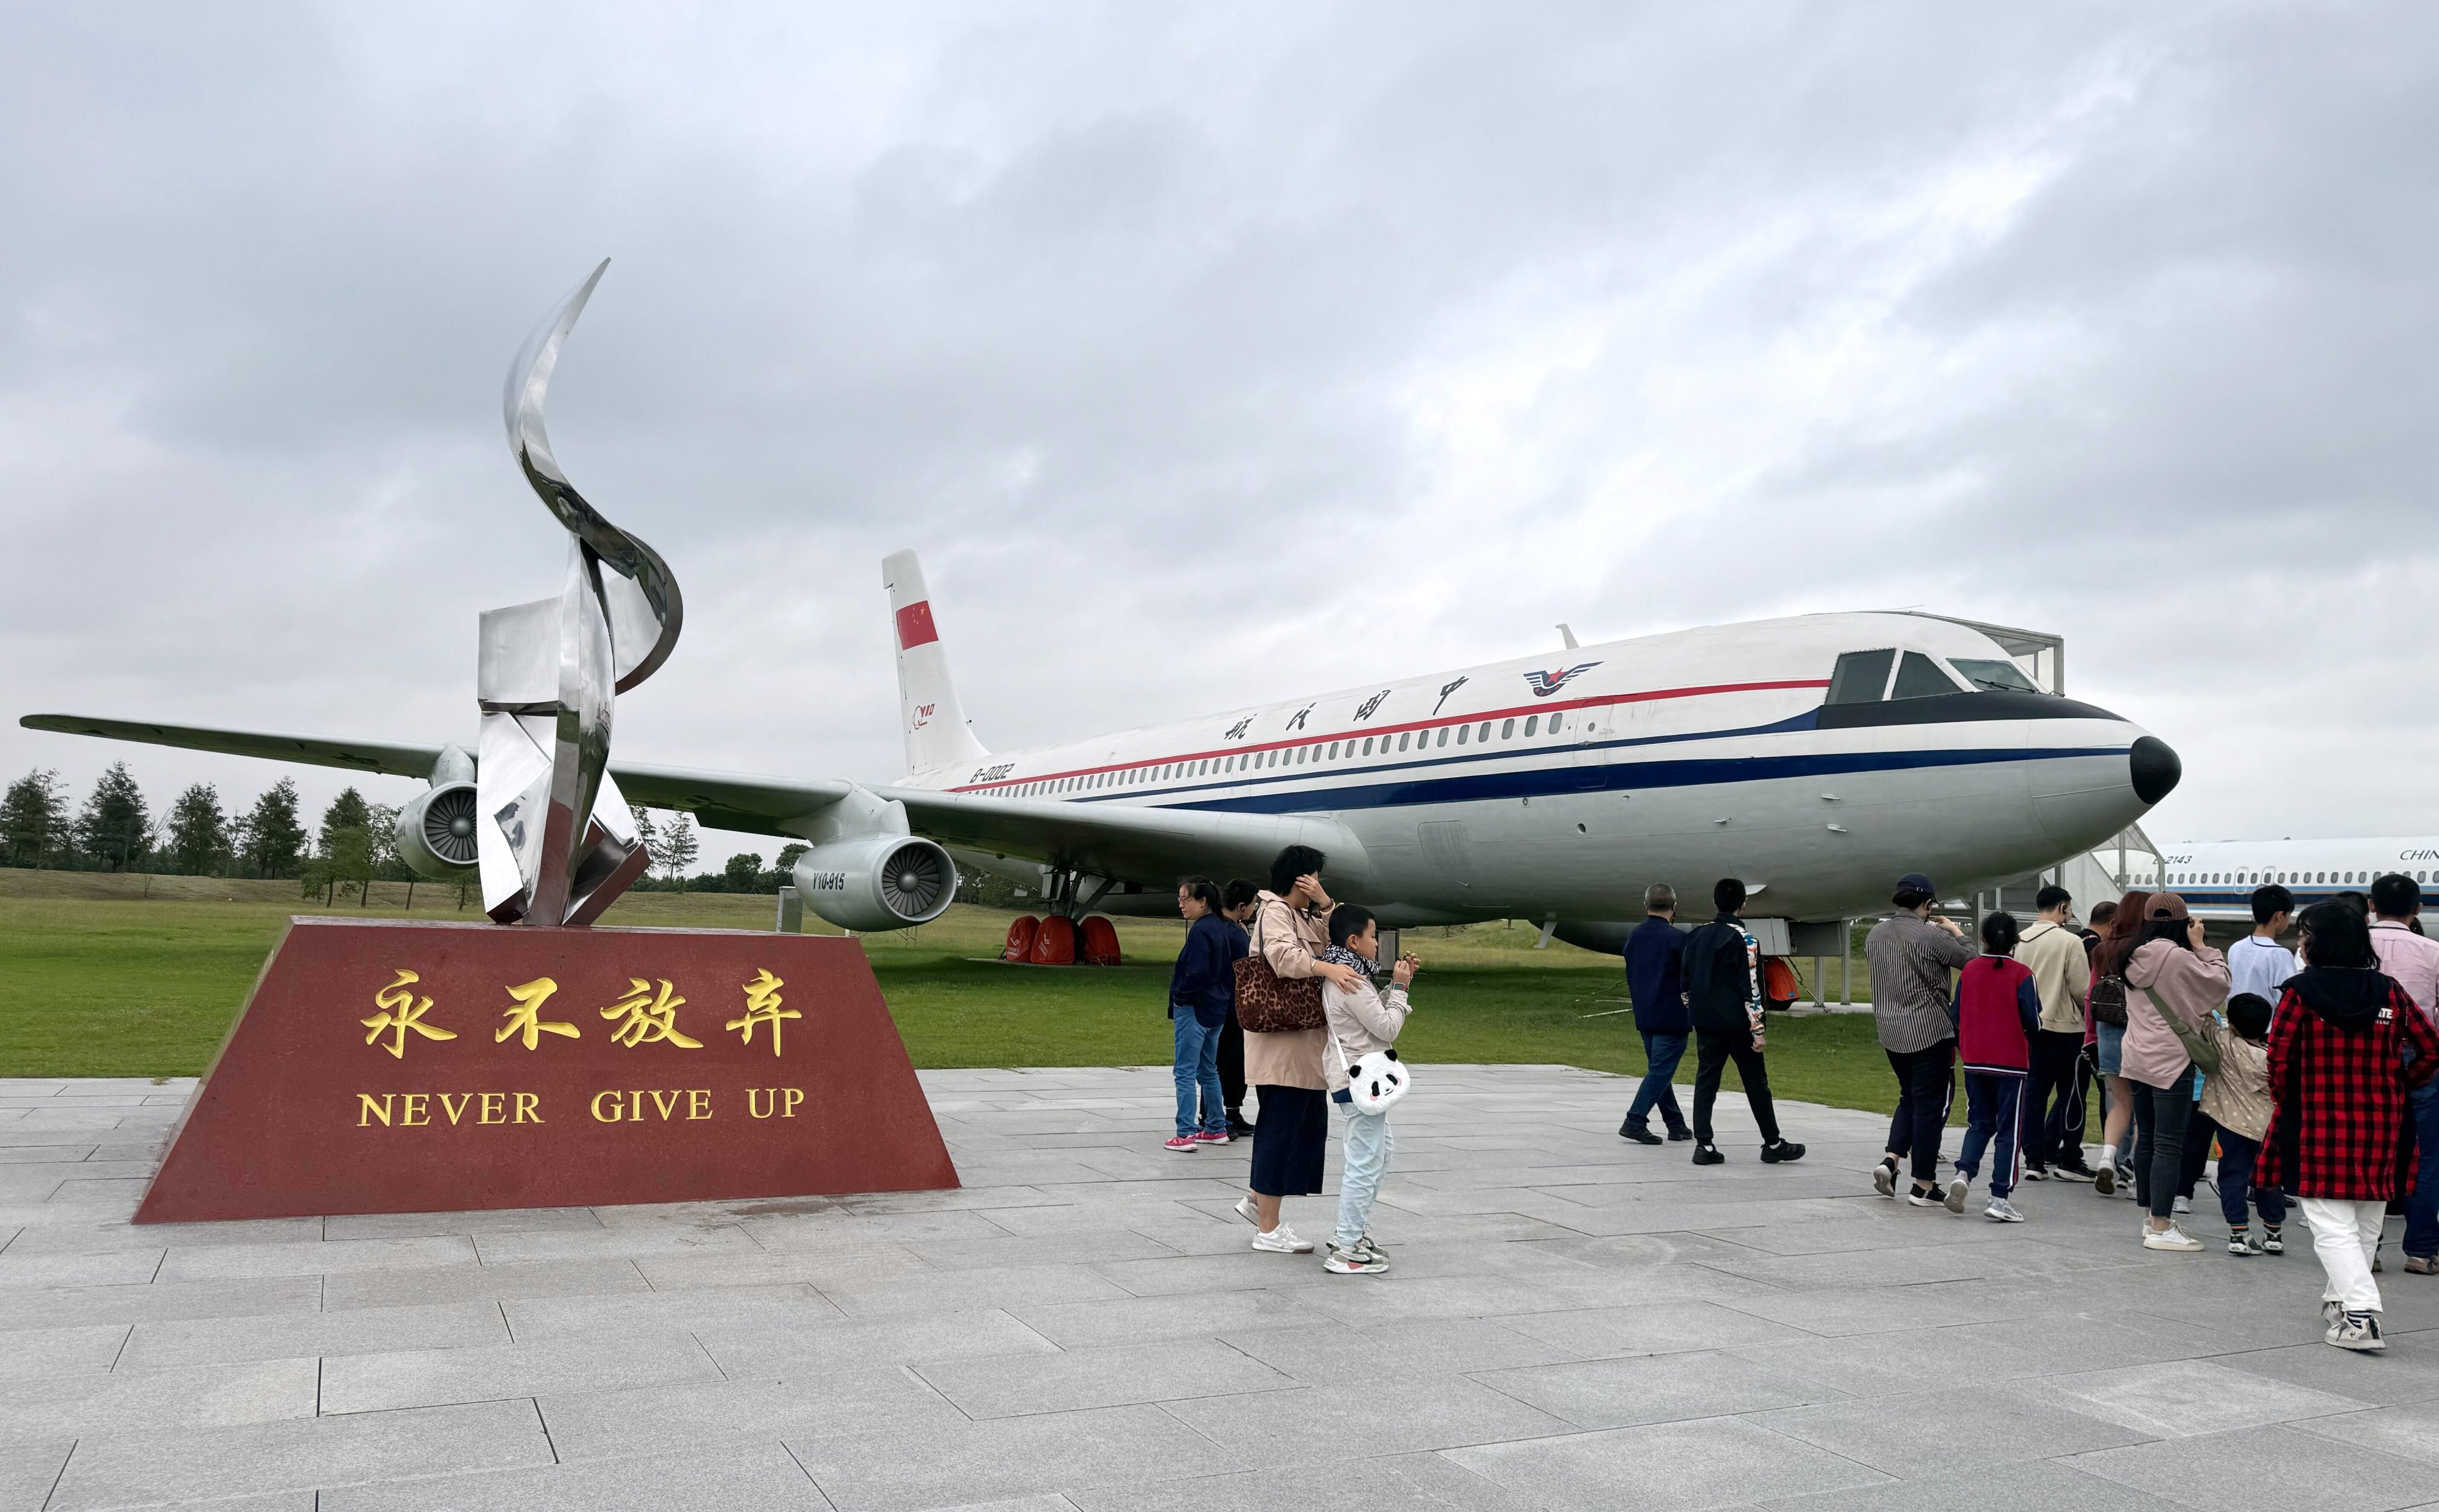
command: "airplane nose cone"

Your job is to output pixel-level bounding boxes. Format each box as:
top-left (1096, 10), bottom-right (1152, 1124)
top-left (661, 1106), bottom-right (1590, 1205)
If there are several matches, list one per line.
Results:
top-left (2130, 735), bottom-right (2181, 805)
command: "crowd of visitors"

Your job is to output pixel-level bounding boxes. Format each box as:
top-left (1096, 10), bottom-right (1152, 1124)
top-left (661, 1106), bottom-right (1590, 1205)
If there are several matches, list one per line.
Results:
top-left (1619, 868), bottom-right (2439, 1354)
top-left (1161, 844), bottom-right (2439, 1349)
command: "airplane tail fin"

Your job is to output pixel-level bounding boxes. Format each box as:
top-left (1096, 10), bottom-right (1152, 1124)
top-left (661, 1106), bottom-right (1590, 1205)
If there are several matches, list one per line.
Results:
top-left (881, 549), bottom-right (990, 778)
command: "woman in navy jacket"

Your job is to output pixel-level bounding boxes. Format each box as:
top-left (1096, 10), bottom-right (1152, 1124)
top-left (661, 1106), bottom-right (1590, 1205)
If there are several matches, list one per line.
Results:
top-left (1167, 878), bottom-right (1243, 1150)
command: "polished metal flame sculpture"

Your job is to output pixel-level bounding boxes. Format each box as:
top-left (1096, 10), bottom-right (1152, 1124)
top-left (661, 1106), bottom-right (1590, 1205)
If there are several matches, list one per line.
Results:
top-left (475, 260), bottom-right (683, 927)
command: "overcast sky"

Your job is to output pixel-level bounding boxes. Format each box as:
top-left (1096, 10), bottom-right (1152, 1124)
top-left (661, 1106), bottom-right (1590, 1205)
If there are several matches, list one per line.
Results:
top-left (5, 2), bottom-right (2435, 869)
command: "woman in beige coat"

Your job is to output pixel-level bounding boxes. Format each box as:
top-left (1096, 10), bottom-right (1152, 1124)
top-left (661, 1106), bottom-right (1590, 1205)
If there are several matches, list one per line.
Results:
top-left (1237, 844), bottom-right (1362, 1255)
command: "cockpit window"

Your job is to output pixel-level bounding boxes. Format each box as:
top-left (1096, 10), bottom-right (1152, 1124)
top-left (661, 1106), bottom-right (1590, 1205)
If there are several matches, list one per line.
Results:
top-left (1890, 651), bottom-right (1963, 700)
top-left (1949, 657), bottom-right (2039, 693)
top-left (1826, 649), bottom-right (1895, 704)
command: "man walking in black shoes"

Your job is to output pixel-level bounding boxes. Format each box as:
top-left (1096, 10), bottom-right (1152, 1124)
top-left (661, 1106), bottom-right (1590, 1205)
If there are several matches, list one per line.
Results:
top-left (1620, 883), bottom-right (1694, 1145)
top-left (1681, 877), bottom-right (1806, 1167)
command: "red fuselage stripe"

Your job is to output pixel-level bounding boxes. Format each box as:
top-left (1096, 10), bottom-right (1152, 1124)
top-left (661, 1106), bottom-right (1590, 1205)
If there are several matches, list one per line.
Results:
top-left (945, 678), bottom-right (1832, 792)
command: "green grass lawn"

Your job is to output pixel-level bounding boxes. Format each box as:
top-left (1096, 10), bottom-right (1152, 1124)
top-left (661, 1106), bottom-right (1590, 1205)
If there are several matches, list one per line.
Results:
top-left (0, 870), bottom-right (1985, 1125)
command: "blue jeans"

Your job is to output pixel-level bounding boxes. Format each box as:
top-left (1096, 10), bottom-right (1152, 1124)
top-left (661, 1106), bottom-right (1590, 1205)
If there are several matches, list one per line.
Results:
top-left (1172, 1013), bottom-right (1225, 1137)
top-left (2406, 1081), bottom-right (2439, 1258)
top-left (1956, 1071), bottom-right (2026, 1198)
top-left (1627, 1031), bottom-right (1690, 1132)
top-left (2214, 1127), bottom-right (2286, 1230)
top-left (1334, 1098), bottom-right (1394, 1246)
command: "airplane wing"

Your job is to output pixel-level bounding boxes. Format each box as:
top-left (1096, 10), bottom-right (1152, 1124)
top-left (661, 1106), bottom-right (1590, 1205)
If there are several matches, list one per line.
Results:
top-left (18, 713), bottom-right (1360, 888)
top-left (18, 714), bottom-right (853, 836)
top-left (879, 787), bottom-right (1369, 893)
top-left (20, 715), bottom-right (448, 781)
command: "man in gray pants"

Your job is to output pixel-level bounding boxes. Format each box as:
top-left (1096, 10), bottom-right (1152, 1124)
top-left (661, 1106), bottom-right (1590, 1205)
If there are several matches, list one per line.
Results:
top-left (1864, 872), bottom-right (1973, 1205)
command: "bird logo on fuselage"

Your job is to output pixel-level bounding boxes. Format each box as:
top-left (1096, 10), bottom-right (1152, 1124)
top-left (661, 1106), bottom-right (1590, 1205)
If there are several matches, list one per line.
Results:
top-left (1523, 663), bottom-right (1600, 697)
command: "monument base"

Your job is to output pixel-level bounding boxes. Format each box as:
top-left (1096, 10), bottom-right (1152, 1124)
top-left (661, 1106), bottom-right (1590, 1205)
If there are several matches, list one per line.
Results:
top-left (133, 917), bottom-right (958, 1223)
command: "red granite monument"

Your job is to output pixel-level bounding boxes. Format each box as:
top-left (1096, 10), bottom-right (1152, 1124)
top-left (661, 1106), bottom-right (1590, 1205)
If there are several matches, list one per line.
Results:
top-left (134, 918), bottom-right (956, 1223)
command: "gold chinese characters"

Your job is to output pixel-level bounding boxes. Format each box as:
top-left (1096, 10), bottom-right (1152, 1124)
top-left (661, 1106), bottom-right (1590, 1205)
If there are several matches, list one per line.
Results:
top-left (497, 977), bottom-right (582, 1050)
top-left (361, 969), bottom-right (459, 1059)
top-left (357, 969), bottom-right (802, 1059)
top-left (600, 978), bottom-right (702, 1049)
top-left (727, 969), bottom-right (798, 1056)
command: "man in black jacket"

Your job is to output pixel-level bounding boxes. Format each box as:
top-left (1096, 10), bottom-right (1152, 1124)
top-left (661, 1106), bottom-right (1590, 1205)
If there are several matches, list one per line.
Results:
top-left (1681, 877), bottom-right (1806, 1167)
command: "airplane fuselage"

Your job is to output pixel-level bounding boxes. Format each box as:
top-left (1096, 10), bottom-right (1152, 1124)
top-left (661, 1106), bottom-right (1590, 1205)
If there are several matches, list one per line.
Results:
top-left (902, 610), bottom-right (2176, 931)
top-left (2155, 838), bottom-right (2439, 923)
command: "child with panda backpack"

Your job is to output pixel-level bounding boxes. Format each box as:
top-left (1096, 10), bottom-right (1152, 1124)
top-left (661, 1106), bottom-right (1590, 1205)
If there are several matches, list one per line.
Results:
top-left (1946, 912), bottom-right (2042, 1223)
top-left (1317, 903), bottom-right (1417, 1275)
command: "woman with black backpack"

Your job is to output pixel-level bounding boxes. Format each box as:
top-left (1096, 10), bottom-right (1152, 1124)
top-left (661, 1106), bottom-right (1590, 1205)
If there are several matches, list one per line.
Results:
top-left (2087, 890), bottom-right (2151, 1196)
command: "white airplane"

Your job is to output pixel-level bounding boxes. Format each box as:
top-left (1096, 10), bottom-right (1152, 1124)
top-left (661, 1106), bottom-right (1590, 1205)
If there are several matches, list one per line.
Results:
top-left (2151, 839), bottom-right (2439, 925)
top-left (22, 550), bottom-right (2181, 957)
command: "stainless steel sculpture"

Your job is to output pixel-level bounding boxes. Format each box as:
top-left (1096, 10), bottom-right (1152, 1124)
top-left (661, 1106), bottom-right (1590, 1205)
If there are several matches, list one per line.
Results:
top-left (476, 260), bottom-right (683, 927)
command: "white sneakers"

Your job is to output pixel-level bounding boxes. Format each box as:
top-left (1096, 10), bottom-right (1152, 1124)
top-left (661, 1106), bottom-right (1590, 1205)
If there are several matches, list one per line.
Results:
top-left (1248, 1214), bottom-right (1387, 1269)
top-left (2143, 1223), bottom-right (2204, 1252)
top-left (2328, 1311), bottom-right (2386, 1352)
top-left (1232, 1195), bottom-right (1260, 1227)
top-left (1985, 1198), bottom-right (2024, 1223)
top-left (1323, 1241), bottom-right (1386, 1274)
top-left (1943, 1177), bottom-right (1969, 1214)
top-left (1251, 1224), bottom-right (1313, 1254)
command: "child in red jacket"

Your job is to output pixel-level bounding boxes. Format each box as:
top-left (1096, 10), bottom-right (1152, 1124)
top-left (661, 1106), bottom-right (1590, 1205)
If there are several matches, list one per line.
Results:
top-left (1947, 912), bottom-right (2042, 1222)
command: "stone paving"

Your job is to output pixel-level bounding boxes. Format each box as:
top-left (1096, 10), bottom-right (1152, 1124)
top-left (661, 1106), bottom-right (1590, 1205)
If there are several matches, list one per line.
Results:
top-left (4, 1067), bottom-right (2439, 1511)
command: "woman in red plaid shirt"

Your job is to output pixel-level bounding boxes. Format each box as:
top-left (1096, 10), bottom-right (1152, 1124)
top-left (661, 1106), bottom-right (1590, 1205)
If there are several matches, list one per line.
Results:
top-left (2259, 902), bottom-right (2439, 1353)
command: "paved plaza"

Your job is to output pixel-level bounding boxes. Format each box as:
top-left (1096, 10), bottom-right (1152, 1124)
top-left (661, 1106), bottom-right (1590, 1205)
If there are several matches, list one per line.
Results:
top-left (5, 1067), bottom-right (2439, 1511)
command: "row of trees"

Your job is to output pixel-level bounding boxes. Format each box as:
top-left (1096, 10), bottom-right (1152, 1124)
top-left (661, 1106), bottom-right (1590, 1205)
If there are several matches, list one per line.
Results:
top-left (2, 763), bottom-right (310, 877)
top-left (1, 762), bottom-right (737, 895)
top-left (4, 762), bottom-right (1031, 909)
top-left (625, 828), bottom-right (809, 894)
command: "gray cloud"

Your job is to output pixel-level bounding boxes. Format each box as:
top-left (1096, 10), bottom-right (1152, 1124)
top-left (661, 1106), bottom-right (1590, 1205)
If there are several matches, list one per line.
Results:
top-left (4, 1), bottom-right (2435, 862)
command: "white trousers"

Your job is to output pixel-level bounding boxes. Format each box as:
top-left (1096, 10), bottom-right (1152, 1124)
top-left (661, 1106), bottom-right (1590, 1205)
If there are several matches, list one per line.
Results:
top-left (2300, 1196), bottom-right (2385, 1314)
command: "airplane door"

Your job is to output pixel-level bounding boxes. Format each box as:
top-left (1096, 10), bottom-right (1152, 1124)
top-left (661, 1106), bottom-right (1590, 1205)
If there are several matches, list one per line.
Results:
top-left (1568, 706), bottom-right (1613, 790)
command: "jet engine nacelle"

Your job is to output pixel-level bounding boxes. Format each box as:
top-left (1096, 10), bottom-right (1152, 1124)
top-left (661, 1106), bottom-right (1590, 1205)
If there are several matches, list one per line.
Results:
top-left (395, 781), bottom-right (481, 881)
top-left (793, 835), bottom-right (957, 932)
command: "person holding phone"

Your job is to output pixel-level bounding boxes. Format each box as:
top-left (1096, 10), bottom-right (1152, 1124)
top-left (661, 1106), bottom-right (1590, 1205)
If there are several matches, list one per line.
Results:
top-left (1317, 903), bottom-right (1416, 1274)
top-left (1238, 846), bottom-right (1363, 1257)
top-left (2120, 893), bottom-right (2230, 1252)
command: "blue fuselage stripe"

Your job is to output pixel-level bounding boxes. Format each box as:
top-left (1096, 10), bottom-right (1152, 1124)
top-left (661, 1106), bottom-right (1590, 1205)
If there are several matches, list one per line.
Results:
top-left (1070, 744), bottom-right (2127, 815)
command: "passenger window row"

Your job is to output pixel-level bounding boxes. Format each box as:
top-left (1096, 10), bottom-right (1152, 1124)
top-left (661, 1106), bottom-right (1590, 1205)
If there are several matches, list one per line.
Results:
top-left (2168, 869), bottom-right (2430, 887)
top-left (992, 710), bottom-right (1575, 796)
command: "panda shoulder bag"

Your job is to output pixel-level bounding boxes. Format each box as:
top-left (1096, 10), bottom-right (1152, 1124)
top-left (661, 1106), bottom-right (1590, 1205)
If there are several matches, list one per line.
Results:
top-left (1328, 1000), bottom-right (1415, 1114)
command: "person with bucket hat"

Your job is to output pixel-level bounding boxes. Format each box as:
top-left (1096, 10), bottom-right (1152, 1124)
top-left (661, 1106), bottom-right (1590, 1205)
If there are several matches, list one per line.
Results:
top-left (1865, 872), bottom-right (1975, 1205)
top-left (2120, 891), bottom-right (2231, 1252)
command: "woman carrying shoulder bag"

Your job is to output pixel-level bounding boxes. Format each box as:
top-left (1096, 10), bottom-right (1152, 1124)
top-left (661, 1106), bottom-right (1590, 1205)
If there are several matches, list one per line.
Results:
top-left (1235, 844), bottom-right (1362, 1257)
top-left (2119, 892), bottom-right (2229, 1252)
